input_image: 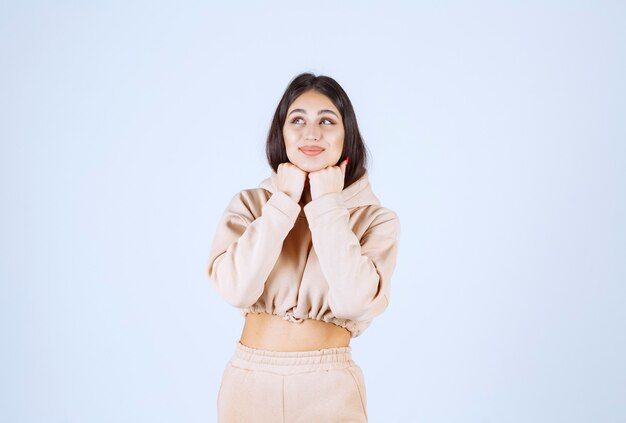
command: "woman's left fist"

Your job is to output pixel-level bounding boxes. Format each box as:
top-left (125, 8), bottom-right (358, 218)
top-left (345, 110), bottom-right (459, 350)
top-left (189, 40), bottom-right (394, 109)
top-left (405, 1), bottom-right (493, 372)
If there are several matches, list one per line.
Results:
top-left (308, 157), bottom-right (349, 200)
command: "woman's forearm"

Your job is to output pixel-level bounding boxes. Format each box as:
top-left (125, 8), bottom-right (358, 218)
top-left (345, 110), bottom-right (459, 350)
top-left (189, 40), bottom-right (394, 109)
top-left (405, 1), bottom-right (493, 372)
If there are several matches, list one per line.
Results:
top-left (208, 191), bottom-right (301, 308)
top-left (304, 192), bottom-right (400, 321)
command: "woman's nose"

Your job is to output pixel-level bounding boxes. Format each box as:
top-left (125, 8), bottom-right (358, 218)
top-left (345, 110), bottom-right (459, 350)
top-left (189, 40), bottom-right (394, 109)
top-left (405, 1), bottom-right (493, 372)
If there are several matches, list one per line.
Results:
top-left (305, 124), bottom-right (321, 140)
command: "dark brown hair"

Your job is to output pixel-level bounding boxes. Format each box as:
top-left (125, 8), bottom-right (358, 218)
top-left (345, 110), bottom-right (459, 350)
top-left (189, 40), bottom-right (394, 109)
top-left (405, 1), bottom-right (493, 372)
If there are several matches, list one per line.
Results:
top-left (266, 72), bottom-right (368, 188)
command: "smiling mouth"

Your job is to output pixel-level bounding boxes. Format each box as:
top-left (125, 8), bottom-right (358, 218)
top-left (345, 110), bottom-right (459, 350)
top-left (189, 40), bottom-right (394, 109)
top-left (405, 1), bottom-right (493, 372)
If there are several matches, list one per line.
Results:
top-left (300, 147), bottom-right (325, 156)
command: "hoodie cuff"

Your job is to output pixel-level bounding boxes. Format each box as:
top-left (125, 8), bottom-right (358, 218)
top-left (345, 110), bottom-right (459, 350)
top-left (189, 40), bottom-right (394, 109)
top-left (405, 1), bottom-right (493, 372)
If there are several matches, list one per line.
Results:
top-left (266, 191), bottom-right (302, 221)
top-left (303, 192), bottom-right (346, 221)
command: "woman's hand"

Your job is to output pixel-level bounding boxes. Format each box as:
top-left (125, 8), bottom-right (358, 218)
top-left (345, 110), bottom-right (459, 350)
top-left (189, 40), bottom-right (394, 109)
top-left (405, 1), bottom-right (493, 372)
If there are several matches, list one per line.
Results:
top-left (308, 157), bottom-right (349, 200)
top-left (276, 162), bottom-right (308, 202)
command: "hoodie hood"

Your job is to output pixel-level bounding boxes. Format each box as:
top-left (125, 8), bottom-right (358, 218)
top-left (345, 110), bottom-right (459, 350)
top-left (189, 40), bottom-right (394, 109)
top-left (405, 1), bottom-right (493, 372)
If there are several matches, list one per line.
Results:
top-left (259, 170), bottom-right (380, 208)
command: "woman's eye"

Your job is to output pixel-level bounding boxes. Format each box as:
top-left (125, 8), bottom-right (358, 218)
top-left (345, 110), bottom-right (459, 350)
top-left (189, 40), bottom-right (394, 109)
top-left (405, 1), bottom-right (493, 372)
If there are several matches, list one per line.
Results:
top-left (290, 117), bottom-right (334, 125)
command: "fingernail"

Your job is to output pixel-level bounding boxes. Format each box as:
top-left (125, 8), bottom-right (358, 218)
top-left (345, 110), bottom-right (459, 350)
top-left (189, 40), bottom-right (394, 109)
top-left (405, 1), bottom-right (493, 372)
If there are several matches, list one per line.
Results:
top-left (346, 156), bottom-right (350, 165)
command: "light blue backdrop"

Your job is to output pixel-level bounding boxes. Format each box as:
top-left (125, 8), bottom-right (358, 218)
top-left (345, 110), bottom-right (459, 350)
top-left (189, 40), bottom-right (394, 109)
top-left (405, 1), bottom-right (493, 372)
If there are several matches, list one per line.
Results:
top-left (1, 1), bottom-right (624, 422)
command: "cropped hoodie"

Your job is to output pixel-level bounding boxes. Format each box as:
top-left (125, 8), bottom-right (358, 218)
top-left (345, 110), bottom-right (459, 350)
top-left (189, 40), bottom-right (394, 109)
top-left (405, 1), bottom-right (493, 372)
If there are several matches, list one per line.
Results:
top-left (207, 171), bottom-right (400, 337)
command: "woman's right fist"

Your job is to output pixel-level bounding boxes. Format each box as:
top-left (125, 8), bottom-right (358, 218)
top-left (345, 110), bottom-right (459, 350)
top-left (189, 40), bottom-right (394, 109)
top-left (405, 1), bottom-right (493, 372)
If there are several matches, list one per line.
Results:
top-left (276, 163), bottom-right (307, 203)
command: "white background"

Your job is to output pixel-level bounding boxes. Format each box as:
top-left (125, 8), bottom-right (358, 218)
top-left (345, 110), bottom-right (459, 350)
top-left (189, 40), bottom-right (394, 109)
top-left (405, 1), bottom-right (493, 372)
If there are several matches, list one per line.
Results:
top-left (1, 1), bottom-right (625, 422)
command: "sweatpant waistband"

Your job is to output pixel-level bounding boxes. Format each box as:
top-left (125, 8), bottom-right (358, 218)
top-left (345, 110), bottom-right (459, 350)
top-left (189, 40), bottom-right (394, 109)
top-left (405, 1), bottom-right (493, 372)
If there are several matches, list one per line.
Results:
top-left (229, 341), bottom-right (355, 375)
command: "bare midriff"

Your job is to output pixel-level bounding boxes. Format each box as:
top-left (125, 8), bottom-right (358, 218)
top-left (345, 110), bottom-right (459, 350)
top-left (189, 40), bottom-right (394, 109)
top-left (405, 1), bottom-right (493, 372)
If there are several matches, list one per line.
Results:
top-left (240, 313), bottom-right (351, 352)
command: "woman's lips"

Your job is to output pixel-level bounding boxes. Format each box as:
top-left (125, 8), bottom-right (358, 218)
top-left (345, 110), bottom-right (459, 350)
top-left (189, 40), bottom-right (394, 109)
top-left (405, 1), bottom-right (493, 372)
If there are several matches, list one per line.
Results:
top-left (300, 147), bottom-right (325, 156)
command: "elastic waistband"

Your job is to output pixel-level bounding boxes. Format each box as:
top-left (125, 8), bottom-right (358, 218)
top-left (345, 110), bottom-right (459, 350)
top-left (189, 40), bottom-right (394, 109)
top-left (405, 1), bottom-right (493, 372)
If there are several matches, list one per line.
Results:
top-left (229, 341), bottom-right (355, 375)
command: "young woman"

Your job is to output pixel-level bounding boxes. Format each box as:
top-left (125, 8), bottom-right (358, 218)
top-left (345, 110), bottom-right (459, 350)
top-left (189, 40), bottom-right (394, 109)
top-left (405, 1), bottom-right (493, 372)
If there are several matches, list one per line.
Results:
top-left (207, 72), bottom-right (400, 422)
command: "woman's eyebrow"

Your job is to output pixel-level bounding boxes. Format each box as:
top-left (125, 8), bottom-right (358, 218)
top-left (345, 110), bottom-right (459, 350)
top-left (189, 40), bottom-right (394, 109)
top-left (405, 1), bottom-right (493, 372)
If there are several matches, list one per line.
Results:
top-left (287, 108), bottom-right (338, 117)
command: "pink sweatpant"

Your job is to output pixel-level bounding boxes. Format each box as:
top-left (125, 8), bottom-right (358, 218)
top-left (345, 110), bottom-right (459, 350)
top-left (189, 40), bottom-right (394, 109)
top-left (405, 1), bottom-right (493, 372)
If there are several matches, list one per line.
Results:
top-left (217, 341), bottom-right (368, 422)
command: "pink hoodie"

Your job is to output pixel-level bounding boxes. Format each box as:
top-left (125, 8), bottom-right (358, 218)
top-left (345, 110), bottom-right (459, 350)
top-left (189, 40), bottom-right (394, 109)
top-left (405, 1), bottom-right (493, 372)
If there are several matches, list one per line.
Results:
top-left (207, 171), bottom-right (400, 337)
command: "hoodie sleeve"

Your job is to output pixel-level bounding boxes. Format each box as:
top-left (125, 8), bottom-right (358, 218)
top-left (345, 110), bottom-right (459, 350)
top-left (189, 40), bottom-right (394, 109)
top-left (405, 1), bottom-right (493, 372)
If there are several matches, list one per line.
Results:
top-left (303, 192), bottom-right (400, 322)
top-left (207, 190), bottom-right (301, 308)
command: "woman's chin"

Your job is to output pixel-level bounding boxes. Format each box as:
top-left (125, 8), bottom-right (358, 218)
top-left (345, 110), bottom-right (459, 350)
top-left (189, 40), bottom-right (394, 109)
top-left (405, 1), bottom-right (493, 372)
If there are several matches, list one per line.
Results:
top-left (295, 161), bottom-right (331, 173)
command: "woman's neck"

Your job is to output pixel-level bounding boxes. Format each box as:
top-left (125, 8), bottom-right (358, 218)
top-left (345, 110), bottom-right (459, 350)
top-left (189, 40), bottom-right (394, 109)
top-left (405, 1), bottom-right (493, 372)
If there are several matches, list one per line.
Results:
top-left (299, 185), bottom-right (312, 206)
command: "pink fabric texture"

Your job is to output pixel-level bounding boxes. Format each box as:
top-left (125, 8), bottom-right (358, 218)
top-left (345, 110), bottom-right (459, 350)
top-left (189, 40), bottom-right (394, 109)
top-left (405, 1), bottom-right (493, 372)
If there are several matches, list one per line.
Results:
top-left (207, 171), bottom-right (400, 338)
top-left (217, 342), bottom-right (368, 422)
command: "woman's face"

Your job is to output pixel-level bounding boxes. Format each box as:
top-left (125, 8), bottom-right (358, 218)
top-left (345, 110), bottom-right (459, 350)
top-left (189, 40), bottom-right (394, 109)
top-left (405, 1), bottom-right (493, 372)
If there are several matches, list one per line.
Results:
top-left (283, 90), bottom-right (345, 172)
